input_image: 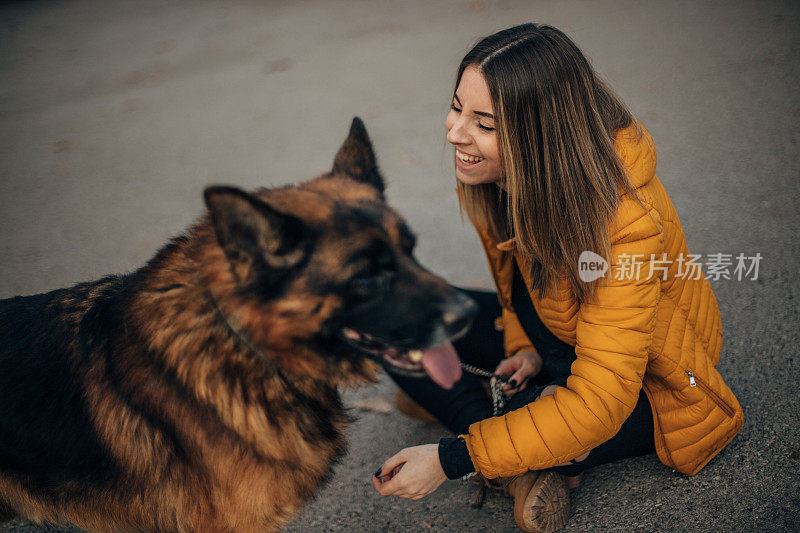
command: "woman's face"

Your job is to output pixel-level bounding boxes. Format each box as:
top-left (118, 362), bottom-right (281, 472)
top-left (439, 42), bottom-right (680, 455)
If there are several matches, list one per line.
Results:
top-left (445, 66), bottom-right (502, 186)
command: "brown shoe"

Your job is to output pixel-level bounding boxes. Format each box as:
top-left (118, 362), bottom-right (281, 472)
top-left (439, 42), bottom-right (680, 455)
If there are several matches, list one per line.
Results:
top-left (470, 471), bottom-right (578, 531)
top-left (510, 471), bottom-right (571, 533)
top-left (394, 390), bottom-right (437, 423)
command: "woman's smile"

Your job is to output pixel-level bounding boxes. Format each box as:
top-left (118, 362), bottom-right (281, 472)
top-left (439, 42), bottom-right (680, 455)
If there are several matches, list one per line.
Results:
top-left (455, 148), bottom-right (485, 168)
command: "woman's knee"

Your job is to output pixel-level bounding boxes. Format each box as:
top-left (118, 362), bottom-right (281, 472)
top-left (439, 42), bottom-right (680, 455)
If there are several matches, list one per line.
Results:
top-left (537, 384), bottom-right (559, 399)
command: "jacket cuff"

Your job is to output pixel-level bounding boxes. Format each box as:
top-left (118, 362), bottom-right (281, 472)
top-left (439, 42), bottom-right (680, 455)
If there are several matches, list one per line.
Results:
top-left (438, 437), bottom-right (476, 479)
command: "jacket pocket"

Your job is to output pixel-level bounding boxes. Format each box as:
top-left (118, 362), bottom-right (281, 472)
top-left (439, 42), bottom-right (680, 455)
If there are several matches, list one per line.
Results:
top-left (685, 370), bottom-right (735, 417)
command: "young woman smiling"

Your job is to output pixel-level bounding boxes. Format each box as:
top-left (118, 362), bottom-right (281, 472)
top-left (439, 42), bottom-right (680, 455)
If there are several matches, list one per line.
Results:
top-left (373, 24), bottom-right (743, 532)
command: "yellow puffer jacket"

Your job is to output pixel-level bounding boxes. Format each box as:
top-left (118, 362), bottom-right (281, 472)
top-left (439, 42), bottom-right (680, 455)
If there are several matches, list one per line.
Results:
top-left (462, 123), bottom-right (743, 477)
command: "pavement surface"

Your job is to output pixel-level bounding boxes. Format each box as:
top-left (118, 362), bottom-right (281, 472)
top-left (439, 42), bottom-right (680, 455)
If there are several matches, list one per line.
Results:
top-left (1, 0), bottom-right (799, 531)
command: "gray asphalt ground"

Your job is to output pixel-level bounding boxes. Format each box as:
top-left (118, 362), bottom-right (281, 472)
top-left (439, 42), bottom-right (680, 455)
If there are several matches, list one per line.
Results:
top-left (1, 0), bottom-right (799, 531)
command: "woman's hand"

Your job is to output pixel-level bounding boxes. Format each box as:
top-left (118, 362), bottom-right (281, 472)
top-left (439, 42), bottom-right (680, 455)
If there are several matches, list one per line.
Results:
top-left (493, 348), bottom-right (543, 396)
top-left (372, 444), bottom-right (447, 500)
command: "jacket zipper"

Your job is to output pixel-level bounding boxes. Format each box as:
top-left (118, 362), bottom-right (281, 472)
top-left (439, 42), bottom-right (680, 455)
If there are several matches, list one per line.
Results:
top-left (685, 371), bottom-right (735, 417)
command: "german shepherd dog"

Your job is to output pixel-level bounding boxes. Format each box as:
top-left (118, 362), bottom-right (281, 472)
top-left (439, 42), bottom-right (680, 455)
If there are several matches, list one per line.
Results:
top-left (0, 118), bottom-right (476, 532)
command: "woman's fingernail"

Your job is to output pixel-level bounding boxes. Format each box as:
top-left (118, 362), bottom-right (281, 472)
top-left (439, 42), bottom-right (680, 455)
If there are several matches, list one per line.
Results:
top-left (374, 468), bottom-right (382, 478)
top-left (509, 379), bottom-right (517, 387)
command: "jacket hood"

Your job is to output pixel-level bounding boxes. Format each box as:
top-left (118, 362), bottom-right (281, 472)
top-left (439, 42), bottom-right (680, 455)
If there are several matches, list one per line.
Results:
top-left (614, 122), bottom-right (657, 189)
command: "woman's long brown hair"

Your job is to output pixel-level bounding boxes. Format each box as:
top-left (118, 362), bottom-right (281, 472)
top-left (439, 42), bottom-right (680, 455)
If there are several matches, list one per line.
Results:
top-left (455, 23), bottom-right (648, 302)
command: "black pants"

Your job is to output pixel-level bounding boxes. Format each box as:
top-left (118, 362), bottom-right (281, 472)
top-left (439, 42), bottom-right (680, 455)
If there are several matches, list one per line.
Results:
top-left (390, 288), bottom-right (655, 476)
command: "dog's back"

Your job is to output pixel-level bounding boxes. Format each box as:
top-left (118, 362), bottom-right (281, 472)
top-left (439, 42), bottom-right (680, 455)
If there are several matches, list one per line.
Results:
top-left (0, 280), bottom-right (124, 509)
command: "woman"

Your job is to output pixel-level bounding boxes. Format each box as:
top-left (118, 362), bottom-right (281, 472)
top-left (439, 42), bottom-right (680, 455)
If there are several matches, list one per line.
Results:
top-left (371, 23), bottom-right (743, 533)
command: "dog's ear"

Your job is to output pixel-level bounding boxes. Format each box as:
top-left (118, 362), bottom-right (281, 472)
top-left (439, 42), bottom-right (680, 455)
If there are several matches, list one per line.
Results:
top-left (332, 117), bottom-right (385, 195)
top-left (204, 186), bottom-right (309, 281)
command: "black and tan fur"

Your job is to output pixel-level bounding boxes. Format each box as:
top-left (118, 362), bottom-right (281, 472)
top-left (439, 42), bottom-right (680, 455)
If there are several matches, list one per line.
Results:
top-left (0, 118), bottom-right (475, 532)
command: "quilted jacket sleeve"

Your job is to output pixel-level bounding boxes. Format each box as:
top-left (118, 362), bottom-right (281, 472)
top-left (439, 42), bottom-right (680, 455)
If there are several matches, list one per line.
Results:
top-left (462, 200), bottom-right (664, 478)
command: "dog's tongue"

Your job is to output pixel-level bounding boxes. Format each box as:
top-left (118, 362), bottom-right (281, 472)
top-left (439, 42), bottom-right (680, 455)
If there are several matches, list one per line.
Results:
top-left (420, 341), bottom-right (462, 390)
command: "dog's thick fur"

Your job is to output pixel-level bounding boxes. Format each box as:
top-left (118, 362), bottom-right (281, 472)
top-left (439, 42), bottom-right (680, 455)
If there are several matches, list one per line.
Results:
top-left (0, 119), bottom-right (474, 532)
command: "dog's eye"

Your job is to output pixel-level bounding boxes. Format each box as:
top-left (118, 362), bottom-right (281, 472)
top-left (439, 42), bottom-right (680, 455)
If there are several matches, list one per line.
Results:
top-left (350, 271), bottom-right (393, 298)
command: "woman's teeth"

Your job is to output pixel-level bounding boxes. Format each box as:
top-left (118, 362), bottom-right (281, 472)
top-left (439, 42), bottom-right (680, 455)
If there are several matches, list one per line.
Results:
top-left (456, 150), bottom-right (484, 164)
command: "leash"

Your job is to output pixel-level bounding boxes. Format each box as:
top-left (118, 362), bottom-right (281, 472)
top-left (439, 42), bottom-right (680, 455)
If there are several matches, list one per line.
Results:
top-left (457, 363), bottom-right (512, 507)
top-left (459, 362), bottom-right (509, 417)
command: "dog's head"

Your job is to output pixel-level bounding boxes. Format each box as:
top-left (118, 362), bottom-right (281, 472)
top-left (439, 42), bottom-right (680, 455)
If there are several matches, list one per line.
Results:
top-left (202, 118), bottom-right (476, 389)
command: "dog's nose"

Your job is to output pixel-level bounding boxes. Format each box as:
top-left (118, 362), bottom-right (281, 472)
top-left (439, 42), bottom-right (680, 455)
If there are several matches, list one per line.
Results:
top-left (441, 293), bottom-right (479, 338)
